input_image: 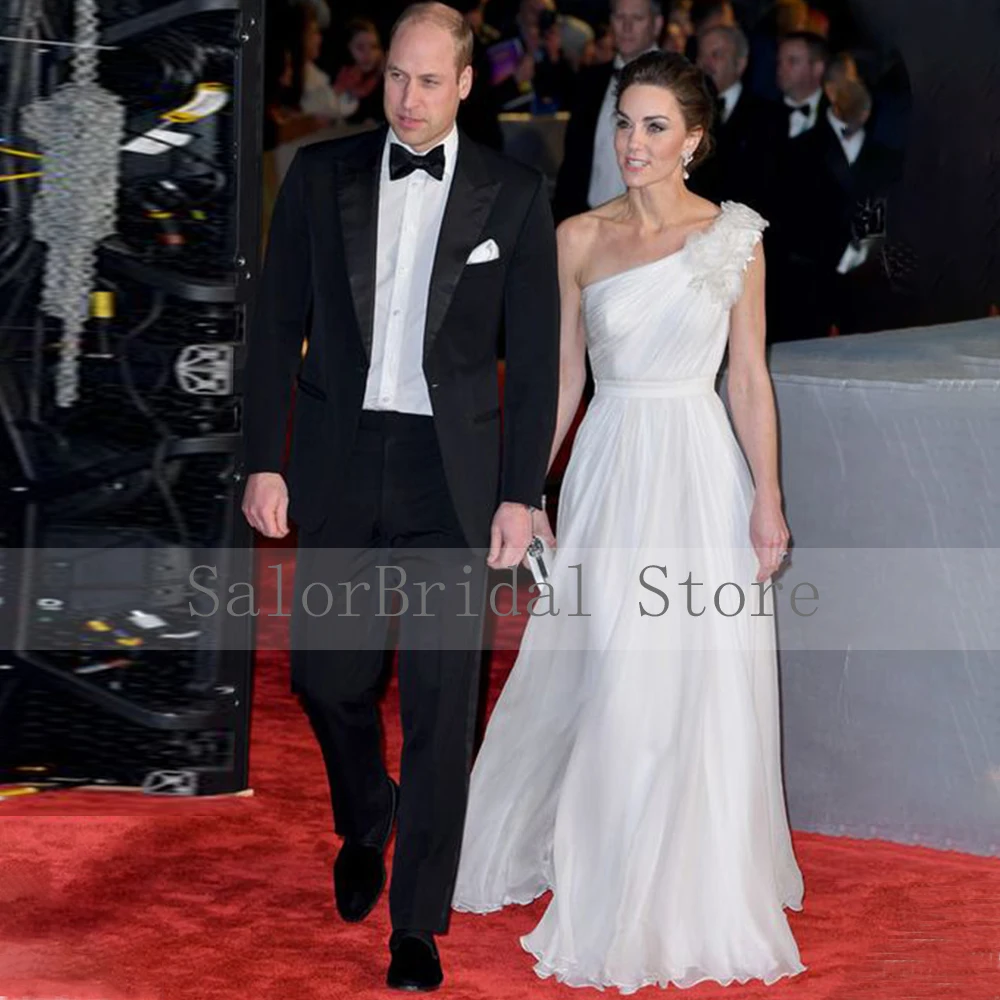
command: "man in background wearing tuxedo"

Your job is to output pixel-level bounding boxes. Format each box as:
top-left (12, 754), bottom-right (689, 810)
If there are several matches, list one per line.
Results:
top-left (776, 31), bottom-right (829, 139)
top-left (692, 22), bottom-right (785, 214)
top-left (241, 2), bottom-right (559, 990)
top-left (551, 0), bottom-right (663, 222)
top-left (771, 77), bottom-right (902, 339)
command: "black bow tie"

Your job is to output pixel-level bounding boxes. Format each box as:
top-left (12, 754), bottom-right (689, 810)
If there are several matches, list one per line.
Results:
top-left (786, 103), bottom-right (812, 117)
top-left (389, 142), bottom-right (445, 181)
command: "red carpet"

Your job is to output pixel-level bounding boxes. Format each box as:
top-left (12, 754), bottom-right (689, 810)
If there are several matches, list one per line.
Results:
top-left (1, 550), bottom-right (999, 999)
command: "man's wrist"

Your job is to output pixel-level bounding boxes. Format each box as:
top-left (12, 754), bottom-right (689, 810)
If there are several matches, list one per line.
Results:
top-left (504, 496), bottom-right (545, 514)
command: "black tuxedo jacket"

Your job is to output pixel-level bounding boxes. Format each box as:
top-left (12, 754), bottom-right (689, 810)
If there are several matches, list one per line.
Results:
top-left (551, 62), bottom-right (616, 223)
top-left (689, 88), bottom-right (786, 216)
top-left (242, 126), bottom-right (560, 549)
top-left (774, 116), bottom-right (902, 270)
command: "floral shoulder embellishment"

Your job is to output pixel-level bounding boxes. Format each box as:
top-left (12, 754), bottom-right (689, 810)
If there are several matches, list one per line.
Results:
top-left (686, 201), bottom-right (769, 308)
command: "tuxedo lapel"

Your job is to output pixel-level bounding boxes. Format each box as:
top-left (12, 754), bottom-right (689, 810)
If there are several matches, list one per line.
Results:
top-left (424, 136), bottom-right (501, 359)
top-left (337, 126), bottom-right (385, 358)
top-left (724, 91), bottom-right (747, 136)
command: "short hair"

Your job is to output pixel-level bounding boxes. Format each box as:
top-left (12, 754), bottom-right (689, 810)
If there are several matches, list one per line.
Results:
top-left (701, 23), bottom-right (748, 62)
top-left (611, 0), bottom-right (664, 16)
top-left (616, 50), bottom-right (716, 170)
top-left (779, 30), bottom-right (830, 66)
top-left (823, 50), bottom-right (858, 86)
top-left (390, 2), bottom-right (474, 71)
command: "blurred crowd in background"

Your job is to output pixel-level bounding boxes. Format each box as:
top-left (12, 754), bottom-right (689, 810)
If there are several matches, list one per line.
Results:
top-left (263, 0), bottom-right (913, 341)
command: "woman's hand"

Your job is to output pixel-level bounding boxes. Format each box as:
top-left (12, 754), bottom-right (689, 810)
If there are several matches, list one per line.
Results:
top-left (520, 507), bottom-right (556, 571)
top-left (750, 492), bottom-right (789, 582)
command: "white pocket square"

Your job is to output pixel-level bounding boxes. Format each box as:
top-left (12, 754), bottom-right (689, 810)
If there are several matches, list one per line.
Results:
top-left (466, 238), bottom-right (500, 265)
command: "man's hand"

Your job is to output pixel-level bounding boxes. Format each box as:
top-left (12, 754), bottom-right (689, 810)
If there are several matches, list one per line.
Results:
top-left (487, 501), bottom-right (533, 570)
top-left (242, 472), bottom-right (290, 538)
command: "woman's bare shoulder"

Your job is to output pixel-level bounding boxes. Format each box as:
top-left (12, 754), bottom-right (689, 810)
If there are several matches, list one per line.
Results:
top-left (556, 201), bottom-right (624, 264)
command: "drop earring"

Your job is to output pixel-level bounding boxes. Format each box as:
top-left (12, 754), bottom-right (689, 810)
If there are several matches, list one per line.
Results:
top-left (681, 149), bottom-right (694, 180)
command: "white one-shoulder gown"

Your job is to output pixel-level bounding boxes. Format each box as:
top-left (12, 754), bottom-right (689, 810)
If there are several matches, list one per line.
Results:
top-left (452, 202), bottom-right (806, 993)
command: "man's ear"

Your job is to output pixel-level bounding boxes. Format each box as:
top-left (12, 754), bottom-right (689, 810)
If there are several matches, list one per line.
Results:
top-left (458, 63), bottom-right (473, 100)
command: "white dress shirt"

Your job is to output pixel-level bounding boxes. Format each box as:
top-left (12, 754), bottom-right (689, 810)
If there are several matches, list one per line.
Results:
top-left (718, 79), bottom-right (743, 124)
top-left (364, 126), bottom-right (459, 415)
top-left (587, 55), bottom-right (626, 209)
top-left (828, 107), bottom-right (866, 165)
top-left (784, 87), bottom-right (822, 138)
top-left (587, 47), bottom-right (660, 209)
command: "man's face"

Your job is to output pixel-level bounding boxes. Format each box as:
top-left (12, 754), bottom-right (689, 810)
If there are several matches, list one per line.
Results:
top-left (777, 38), bottom-right (822, 100)
top-left (697, 29), bottom-right (743, 93)
top-left (384, 20), bottom-right (472, 152)
top-left (611, 0), bottom-right (663, 62)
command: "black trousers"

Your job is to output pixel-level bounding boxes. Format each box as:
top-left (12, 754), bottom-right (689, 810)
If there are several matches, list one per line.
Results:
top-left (290, 409), bottom-right (488, 934)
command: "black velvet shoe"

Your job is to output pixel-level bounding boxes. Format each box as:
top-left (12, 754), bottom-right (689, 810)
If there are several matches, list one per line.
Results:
top-left (333, 777), bottom-right (398, 922)
top-left (387, 932), bottom-right (443, 992)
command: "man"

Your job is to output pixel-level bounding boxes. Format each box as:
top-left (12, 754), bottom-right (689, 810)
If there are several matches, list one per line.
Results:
top-left (551, 0), bottom-right (663, 222)
top-left (241, 2), bottom-right (559, 990)
top-left (744, 0), bottom-right (809, 101)
top-left (770, 77), bottom-right (902, 338)
top-left (776, 30), bottom-right (830, 138)
top-left (691, 23), bottom-right (784, 213)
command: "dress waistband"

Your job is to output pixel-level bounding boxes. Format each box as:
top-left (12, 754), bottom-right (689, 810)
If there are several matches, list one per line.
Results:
top-left (594, 377), bottom-right (716, 398)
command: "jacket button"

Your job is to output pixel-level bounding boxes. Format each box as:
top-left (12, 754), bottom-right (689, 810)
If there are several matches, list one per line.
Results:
top-left (429, 381), bottom-right (439, 389)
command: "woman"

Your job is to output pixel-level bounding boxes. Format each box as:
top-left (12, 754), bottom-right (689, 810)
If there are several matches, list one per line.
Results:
top-left (453, 51), bottom-right (805, 991)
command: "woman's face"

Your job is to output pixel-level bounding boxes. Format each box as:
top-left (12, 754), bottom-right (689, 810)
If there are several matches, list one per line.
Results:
top-left (614, 83), bottom-right (701, 189)
top-left (349, 29), bottom-right (383, 74)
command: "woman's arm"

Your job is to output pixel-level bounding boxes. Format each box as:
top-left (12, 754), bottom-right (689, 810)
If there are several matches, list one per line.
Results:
top-left (528, 217), bottom-right (589, 549)
top-left (727, 243), bottom-right (790, 581)
top-left (545, 218), bottom-right (589, 472)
